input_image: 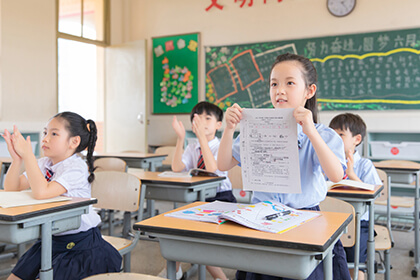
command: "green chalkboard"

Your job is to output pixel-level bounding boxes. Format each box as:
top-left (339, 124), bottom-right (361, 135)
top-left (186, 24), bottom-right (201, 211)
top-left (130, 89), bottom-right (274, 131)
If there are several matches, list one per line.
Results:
top-left (205, 28), bottom-right (420, 111)
top-left (153, 33), bottom-right (199, 114)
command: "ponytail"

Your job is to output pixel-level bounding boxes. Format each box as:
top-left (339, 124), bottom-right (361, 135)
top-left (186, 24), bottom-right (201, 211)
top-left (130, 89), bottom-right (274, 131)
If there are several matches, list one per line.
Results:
top-left (86, 120), bottom-right (97, 183)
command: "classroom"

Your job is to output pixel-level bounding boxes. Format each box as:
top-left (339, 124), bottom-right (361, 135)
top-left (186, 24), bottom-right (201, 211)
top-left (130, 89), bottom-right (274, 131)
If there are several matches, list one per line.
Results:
top-left (0, 0), bottom-right (420, 279)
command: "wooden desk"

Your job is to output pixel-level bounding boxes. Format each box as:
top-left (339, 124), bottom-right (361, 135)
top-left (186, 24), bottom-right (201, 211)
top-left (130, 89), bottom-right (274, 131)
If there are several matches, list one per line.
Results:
top-left (93, 153), bottom-right (167, 171)
top-left (374, 161), bottom-right (420, 277)
top-left (130, 171), bottom-right (224, 221)
top-left (327, 184), bottom-right (383, 280)
top-left (0, 195), bottom-right (97, 280)
top-left (0, 157), bottom-right (12, 189)
top-left (134, 202), bottom-right (352, 280)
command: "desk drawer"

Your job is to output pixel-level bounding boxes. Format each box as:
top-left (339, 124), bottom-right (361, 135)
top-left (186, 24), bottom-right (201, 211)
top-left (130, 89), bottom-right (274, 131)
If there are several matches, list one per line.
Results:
top-left (145, 187), bottom-right (217, 202)
top-left (0, 216), bottom-right (81, 244)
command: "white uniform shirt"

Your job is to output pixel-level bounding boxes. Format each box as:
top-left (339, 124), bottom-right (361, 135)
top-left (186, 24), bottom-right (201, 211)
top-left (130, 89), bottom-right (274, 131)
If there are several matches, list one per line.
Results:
top-left (181, 137), bottom-right (232, 192)
top-left (351, 150), bottom-right (382, 220)
top-left (24, 154), bottom-right (100, 235)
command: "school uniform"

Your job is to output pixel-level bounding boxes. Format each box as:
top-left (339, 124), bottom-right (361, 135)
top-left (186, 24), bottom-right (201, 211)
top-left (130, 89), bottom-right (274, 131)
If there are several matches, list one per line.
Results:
top-left (12, 154), bottom-right (122, 280)
top-left (182, 137), bottom-right (236, 202)
top-left (344, 151), bottom-right (382, 265)
top-left (232, 123), bottom-right (351, 280)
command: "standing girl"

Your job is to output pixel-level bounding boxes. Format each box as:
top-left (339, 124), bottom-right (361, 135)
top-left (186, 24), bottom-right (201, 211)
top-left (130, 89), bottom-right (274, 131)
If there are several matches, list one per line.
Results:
top-left (3, 112), bottom-right (122, 280)
top-left (218, 53), bottom-right (350, 280)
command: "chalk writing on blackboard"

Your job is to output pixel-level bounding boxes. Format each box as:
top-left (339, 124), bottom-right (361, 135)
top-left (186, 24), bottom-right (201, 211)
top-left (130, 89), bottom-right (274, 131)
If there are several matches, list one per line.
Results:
top-left (205, 28), bottom-right (420, 111)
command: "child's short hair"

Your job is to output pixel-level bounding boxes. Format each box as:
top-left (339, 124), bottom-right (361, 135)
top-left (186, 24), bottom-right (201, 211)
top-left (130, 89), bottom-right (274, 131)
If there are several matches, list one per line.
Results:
top-left (190, 101), bottom-right (223, 123)
top-left (329, 113), bottom-right (367, 144)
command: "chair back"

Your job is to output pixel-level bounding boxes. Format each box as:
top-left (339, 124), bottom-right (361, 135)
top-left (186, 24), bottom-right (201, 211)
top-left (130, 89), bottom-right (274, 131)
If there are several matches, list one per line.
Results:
top-left (92, 171), bottom-right (141, 212)
top-left (375, 168), bottom-right (388, 203)
top-left (94, 157), bottom-right (127, 172)
top-left (154, 146), bottom-right (175, 166)
top-left (319, 196), bottom-right (355, 247)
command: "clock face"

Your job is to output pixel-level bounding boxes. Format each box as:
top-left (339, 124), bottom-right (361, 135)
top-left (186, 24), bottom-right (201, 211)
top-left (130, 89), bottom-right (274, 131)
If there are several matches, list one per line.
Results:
top-left (327, 0), bottom-right (356, 17)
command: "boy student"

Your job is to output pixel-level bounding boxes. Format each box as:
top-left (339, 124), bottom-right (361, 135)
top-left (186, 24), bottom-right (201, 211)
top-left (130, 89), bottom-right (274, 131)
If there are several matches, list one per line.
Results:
top-left (167, 101), bottom-right (235, 280)
top-left (329, 112), bottom-right (382, 280)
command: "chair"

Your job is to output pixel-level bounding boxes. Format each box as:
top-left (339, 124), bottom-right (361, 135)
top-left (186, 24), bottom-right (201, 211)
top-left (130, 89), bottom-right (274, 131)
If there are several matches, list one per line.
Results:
top-left (94, 157), bottom-right (128, 172)
top-left (94, 157), bottom-right (128, 235)
top-left (319, 196), bottom-right (356, 248)
top-left (228, 165), bottom-right (252, 204)
top-left (92, 171), bottom-right (141, 272)
top-left (154, 146), bottom-right (175, 171)
top-left (83, 273), bottom-right (167, 280)
top-left (374, 168), bottom-right (393, 279)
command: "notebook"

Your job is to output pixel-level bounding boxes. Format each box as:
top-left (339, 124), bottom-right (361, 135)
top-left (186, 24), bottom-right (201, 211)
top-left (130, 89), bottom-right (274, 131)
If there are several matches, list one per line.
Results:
top-left (0, 190), bottom-right (72, 208)
top-left (165, 201), bottom-right (320, 234)
top-left (326, 179), bottom-right (376, 191)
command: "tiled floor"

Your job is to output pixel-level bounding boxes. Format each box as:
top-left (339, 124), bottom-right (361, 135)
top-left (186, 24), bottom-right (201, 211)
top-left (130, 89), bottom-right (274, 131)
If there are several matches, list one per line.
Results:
top-left (0, 201), bottom-right (418, 280)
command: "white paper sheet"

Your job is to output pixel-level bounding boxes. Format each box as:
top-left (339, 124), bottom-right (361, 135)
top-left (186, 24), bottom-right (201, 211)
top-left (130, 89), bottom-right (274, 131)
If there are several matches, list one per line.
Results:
top-left (0, 191), bottom-right (72, 208)
top-left (240, 108), bottom-right (301, 193)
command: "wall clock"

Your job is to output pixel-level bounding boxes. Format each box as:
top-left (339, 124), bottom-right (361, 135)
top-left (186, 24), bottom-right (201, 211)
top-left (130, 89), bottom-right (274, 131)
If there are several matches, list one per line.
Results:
top-left (327, 0), bottom-right (356, 17)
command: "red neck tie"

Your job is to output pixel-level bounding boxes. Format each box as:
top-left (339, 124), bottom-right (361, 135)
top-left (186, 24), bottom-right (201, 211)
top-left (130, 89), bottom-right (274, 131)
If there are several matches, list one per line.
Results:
top-left (197, 148), bottom-right (206, 170)
top-left (45, 168), bottom-right (54, 182)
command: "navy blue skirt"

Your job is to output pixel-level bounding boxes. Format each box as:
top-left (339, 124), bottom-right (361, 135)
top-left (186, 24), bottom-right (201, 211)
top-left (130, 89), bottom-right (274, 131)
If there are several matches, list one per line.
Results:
top-left (345, 220), bottom-right (369, 264)
top-left (12, 227), bottom-right (122, 280)
top-left (236, 205), bottom-right (351, 280)
top-left (206, 190), bottom-right (237, 203)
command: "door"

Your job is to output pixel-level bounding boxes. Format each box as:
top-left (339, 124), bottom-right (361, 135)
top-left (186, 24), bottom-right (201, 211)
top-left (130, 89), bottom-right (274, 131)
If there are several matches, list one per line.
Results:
top-left (105, 40), bottom-right (147, 153)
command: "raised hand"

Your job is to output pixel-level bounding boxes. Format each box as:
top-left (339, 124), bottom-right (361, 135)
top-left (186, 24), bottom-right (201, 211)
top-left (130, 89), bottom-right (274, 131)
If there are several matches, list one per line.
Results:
top-left (192, 114), bottom-right (206, 140)
top-left (1, 128), bottom-right (21, 161)
top-left (293, 106), bottom-right (316, 136)
top-left (172, 116), bottom-right (186, 140)
top-left (10, 125), bottom-right (33, 158)
top-left (225, 103), bottom-right (243, 130)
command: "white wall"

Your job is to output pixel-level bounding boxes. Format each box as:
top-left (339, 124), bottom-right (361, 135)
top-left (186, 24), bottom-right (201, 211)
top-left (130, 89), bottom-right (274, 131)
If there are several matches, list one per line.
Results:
top-left (0, 0), bottom-right (56, 132)
top-left (126, 0), bottom-right (420, 147)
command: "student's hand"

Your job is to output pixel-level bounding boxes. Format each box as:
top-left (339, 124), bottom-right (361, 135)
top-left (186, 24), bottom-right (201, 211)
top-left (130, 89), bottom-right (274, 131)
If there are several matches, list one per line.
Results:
top-left (225, 103), bottom-right (243, 130)
top-left (172, 116), bottom-right (185, 140)
top-left (293, 106), bottom-right (316, 136)
top-left (346, 148), bottom-right (356, 177)
top-left (10, 125), bottom-right (33, 159)
top-left (2, 129), bottom-right (22, 162)
top-left (192, 114), bottom-right (206, 140)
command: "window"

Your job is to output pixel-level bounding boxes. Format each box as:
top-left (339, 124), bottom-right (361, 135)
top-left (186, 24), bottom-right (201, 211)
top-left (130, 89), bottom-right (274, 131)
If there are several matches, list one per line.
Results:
top-left (57, 0), bottom-right (108, 151)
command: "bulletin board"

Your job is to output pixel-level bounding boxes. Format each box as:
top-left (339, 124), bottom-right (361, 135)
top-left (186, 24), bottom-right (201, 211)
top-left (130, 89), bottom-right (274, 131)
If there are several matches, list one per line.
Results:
top-left (205, 28), bottom-right (420, 111)
top-left (152, 33), bottom-right (199, 114)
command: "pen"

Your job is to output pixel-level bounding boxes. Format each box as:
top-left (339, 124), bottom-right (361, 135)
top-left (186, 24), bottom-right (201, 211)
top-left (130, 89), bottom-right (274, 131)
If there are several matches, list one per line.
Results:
top-left (264, 210), bottom-right (291, 220)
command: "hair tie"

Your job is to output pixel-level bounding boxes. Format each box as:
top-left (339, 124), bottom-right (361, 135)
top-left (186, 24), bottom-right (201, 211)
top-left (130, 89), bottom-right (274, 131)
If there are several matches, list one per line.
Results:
top-left (87, 122), bottom-right (90, 132)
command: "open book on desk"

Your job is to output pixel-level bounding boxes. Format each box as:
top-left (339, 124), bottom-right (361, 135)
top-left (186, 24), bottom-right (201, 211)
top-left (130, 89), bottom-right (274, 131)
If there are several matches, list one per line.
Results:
top-left (165, 201), bottom-right (320, 234)
top-left (326, 179), bottom-right (376, 191)
top-left (158, 168), bottom-right (218, 178)
top-left (0, 190), bottom-right (72, 208)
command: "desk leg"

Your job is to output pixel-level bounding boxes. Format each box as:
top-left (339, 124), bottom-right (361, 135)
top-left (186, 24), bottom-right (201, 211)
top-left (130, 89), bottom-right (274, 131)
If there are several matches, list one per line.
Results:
top-left (137, 184), bottom-right (146, 222)
top-left (323, 249), bottom-right (333, 280)
top-left (198, 264), bottom-right (206, 280)
top-left (353, 211), bottom-right (361, 280)
top-left (167, 260), bottom-right (176, 280)
top-left (367, 201), bottom-right (375, 280)
top-left (413, 172), bottom-right (420, 277)
top-left (40, 221), bottom-right (53, 280)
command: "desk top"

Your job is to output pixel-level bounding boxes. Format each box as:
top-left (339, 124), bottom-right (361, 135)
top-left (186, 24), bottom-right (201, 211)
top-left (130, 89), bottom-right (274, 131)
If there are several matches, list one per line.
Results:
top-left (0, 197), bottom-right (97, 222)
top-left (374, 160), bottom-right (420, 171)
top-left (327, 184), bottom-right (384, 200)
top-left (134, 202), bottom-right (352, 252)
top-left (0, 157), bottom-right (12, 164)
top-left (93, 152), bottom-right (167, 159)
top-left (129, 171), bottom-right (226, 186)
